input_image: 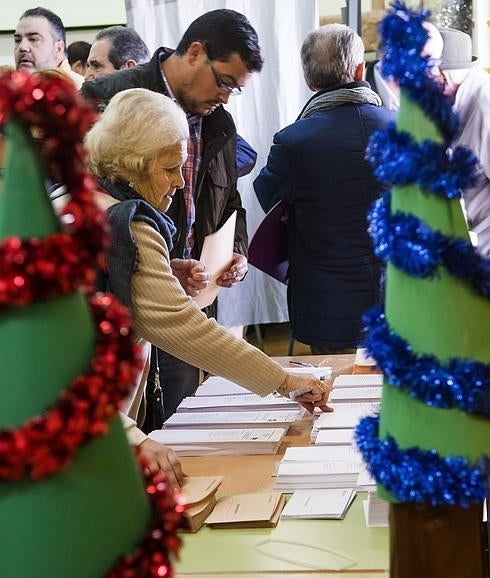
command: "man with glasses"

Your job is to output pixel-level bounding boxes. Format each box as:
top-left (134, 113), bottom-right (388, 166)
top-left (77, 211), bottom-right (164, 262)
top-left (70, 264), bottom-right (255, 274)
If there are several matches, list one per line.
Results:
top-left (82, 9), bottom-right (263, 419)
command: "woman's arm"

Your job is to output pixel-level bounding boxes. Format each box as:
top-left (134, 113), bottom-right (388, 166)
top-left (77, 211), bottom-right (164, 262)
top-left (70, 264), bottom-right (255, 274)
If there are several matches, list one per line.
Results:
top-left (130, 221), bottom-right (331, 411)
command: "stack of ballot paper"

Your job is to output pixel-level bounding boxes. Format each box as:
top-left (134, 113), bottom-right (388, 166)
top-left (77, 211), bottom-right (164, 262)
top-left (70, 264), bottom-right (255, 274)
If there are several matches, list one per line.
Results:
top-left (163, 410), bottom-right (300, 429)
top-left (195, 368), bottom-right (331, 397)
top-left (310, 402), bottom-right (380, 442)
top-left (180, 476), bottom-right (223, 533)
top-left (194, 376), bottom-right (250, 396)
top-left (329, 386), bottom-right (382, 404)
top-left (356, 465), bottom-right (376, 491)
top-left (176, 393), bottom-right (301, 412)
top-left (286, 366), bottom-right (332, 380)
top-left (281, 488), bottom-right (356, 520)
top-left (282, 445), bottom-right (361, 463)
top-left (363, 490), bottom-right (389, 527)
top-left (149, 427), bottom-right (286, 456)
top-left (355, 347), bottom-right (377, 367)
top-left (206, 492), bottom-right (285, 528)
top-left (275, 460), bottom-right (361, 491)
top-left (332, 374), bottom-right (383, 388)
top-left (353, 347), bottom-right (380, 374)
top-left (315, 428), bottom-right (354, 446)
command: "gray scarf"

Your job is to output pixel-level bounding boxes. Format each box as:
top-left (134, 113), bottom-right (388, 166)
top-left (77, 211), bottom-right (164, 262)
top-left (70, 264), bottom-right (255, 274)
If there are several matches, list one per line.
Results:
top-left (299, 82), bottom-right (382, 120)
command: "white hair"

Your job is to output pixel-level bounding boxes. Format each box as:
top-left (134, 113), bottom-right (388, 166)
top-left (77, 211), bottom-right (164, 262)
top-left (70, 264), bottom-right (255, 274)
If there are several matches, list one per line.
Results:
top-left (301, 23), bottom-right (365, 90)
top-left (85, 88), bottom-right (189, 181)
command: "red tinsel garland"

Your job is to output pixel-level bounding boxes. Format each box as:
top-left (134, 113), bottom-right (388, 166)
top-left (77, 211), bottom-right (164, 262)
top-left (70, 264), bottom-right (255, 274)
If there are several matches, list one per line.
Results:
top-left (0, 293), bottom-right (139, 480)
top-left (0, 71), bottom-right (106, 305)
top-left (0, 71), bottom-right (185, 577)
top-left (107, 462), bottom-right (187, 578)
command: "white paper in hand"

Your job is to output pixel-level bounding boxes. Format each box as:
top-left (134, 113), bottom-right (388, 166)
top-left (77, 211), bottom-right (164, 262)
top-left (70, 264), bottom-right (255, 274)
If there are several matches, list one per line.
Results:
top-left (194, 211), bottom-right (237, 308)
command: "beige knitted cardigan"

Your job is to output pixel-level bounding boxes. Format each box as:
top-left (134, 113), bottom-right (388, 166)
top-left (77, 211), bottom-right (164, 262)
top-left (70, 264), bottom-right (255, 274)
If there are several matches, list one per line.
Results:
top-left (122, 220), bottom-right (288, 445)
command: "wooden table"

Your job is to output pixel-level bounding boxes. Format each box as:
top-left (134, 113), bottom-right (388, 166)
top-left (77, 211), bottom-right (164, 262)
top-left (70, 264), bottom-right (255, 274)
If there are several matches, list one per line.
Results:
top-left (175, 354), bottom-right (389, 577)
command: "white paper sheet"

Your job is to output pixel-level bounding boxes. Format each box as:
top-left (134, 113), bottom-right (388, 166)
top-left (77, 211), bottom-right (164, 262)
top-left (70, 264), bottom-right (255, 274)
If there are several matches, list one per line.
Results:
top-left (194, 211), bottom-right (236, 308)
top-left (281, 488), bottom-right (356, 519)
top-left (283, 445), bottom-right (360, 463)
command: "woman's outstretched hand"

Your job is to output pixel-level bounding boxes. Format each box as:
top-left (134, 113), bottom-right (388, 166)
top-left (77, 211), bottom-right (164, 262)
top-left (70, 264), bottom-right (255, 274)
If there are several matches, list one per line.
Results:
top-left (277, 373), bottom-right (334, 414)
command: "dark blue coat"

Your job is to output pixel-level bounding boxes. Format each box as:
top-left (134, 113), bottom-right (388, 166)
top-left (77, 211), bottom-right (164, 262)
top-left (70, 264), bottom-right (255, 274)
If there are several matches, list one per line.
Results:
top-left (254, 100), bottom-right (395, 350)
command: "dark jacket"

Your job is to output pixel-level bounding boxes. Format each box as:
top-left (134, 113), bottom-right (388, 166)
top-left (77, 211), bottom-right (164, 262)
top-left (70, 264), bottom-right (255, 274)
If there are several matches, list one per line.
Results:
top-left (81, 47), bottom-right (248, 262)
top-left (254, 92), bottom-right (395, 350)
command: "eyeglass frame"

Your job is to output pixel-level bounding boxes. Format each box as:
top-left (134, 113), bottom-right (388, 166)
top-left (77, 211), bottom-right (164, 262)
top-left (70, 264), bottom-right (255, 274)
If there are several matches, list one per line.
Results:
top-left (206, 57), bottom-right (242, 96)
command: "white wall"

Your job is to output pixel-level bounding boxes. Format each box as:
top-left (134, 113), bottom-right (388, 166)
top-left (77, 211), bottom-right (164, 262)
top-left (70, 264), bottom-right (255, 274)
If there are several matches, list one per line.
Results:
top-left (0, 0), bottom-right (126, 66)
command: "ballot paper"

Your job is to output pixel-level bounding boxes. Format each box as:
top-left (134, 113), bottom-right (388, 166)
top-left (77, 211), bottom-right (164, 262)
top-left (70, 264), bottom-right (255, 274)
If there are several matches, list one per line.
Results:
top-left (163, 410), bottom-right (300, 429)
top-left (329, 386), bottom-right (382, 404)
top-left (149, 427), bottom-right (286, 456)
top-left (315, 428), bottom-right (354, 446)
top-left (281, 488), bottom-right (356, 520)
top-left (181, 476), bottom-right (223, 533)
top-left (182, 476), bottom-right (223, 507)
top-left (282, 445), bottom-right (361, 463)
top-left (354, 348), bottom-right (377, 367)
top-left (194, 211), bottom-right (236, 309)
top-left (286, 366), bottom-right (332, 380)
top-left (357, 465), bottom-right (377, 490)
top-left (275, 460), bottom-right (361, 491)
top-left (194, 376), bottom-right (250, 396)
top-left (310, 403), bottom-right (380, 442)
top-left (176, 393), bottom-right (300, 412)
top-left (332, 374), bottom-right (384, 388)
top-left (206, 492), bottom-right (285, 528)
top-left (363, 491), bottom-right (389, 527)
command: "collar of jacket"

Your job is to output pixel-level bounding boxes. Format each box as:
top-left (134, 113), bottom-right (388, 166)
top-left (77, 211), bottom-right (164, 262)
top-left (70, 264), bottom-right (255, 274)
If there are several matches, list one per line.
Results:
top-left (297, 80), bottom-right (372, 120)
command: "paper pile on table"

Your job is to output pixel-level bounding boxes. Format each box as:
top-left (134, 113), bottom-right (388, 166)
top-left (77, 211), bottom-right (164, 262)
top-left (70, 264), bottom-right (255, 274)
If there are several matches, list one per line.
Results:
top-left (164, 410), bottom-right (300, 429)
top-left (281, 488), bottom-right (356, 520)
top-left (149, 427), bottom-right (287, 456)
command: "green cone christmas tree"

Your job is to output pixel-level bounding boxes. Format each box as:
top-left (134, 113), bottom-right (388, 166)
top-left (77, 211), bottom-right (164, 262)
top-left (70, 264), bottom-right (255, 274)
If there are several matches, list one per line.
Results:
top-left (0, 72), bottom-right (181, 577)
top-left (355, 5), bottom-right (490, 577)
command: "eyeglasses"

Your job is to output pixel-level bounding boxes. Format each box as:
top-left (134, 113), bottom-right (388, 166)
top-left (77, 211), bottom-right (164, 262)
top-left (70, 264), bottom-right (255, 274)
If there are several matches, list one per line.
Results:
top-left (206, 59), bottom-right (242, 96)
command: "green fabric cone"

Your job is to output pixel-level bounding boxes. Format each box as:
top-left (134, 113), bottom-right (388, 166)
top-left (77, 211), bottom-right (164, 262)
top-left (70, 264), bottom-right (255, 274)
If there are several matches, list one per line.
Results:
top-left (0, 120), bottom-right (151, 577)
top-left (378, 90), bottom-right (490, 501)
top-left (0, 121), bottom-right (59, 238)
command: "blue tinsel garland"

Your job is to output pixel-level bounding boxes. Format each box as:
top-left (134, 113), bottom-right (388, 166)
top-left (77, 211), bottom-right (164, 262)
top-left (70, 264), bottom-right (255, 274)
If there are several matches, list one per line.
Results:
top-left (362, 306), bottom-right (490, 417)
top-left (355, 415), bottom-right (488, 507)
top-left (369, 192), bottom-right (490, 298)
top-left (366, 124), bottom-right (480, 198)
top-left (354, 2), bottom-right (490, 504)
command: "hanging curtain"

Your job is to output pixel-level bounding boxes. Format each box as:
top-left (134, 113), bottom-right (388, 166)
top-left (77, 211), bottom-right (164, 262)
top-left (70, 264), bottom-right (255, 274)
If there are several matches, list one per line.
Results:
top-left (126, 0), bottom-right (318, 327)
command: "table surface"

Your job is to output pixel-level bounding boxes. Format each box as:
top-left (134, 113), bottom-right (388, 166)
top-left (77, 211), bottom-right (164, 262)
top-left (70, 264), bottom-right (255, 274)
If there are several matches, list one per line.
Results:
top-left (175, 354), bottom-right (389, 577)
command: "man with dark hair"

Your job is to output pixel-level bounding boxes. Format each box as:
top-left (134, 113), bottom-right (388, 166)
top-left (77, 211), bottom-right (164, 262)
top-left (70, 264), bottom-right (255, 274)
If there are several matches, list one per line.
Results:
top-left (85, 26), bottom-right (150, 80)
top-left (255, 24), bottom-right (394, 355)
top-left (67, 40), bottom-right (91, 76)
top-left (14, 7), bottom-right (84, 88)
top-left (174, 8), bottom-right (263, 72)
top-left (82, 9), bottom-right (263, 419)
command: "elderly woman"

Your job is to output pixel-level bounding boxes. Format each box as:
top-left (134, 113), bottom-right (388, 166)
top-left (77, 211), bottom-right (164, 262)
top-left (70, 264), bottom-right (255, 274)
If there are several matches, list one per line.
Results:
top-left (84, 88), bottom-right (331, 487)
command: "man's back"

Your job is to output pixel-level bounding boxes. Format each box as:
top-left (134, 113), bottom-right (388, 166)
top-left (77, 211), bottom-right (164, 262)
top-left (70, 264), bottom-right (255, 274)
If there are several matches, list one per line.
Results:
top-left (256, 100), bottom-right (394, 351)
